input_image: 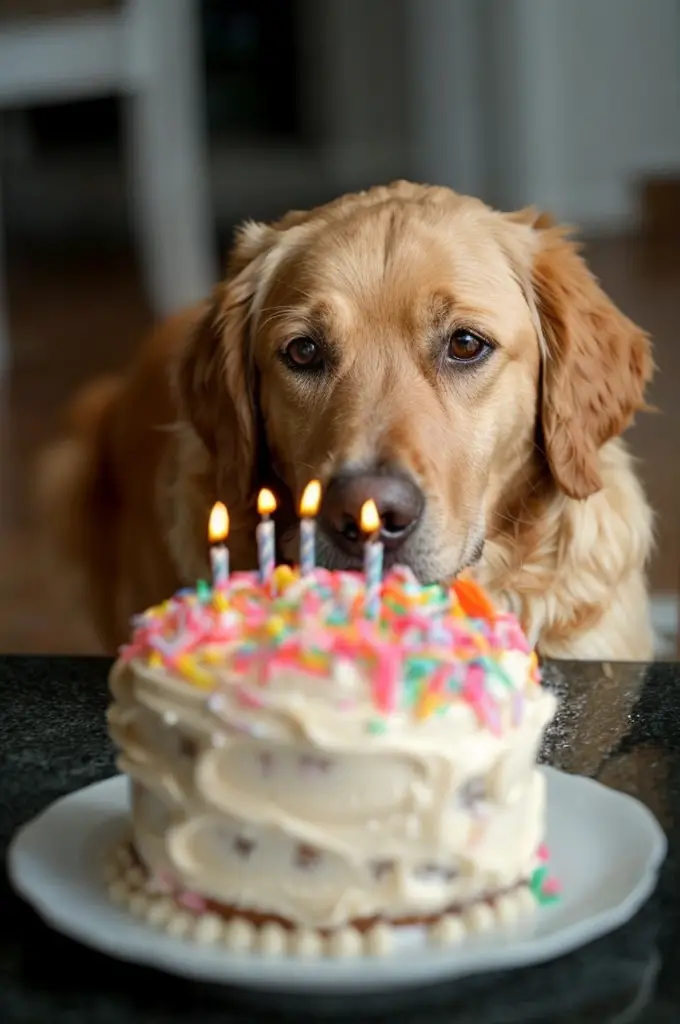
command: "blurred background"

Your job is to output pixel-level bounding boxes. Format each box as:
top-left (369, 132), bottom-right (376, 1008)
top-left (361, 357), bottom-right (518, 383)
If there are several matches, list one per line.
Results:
top-left (0, 0), bottom-right (677, 656)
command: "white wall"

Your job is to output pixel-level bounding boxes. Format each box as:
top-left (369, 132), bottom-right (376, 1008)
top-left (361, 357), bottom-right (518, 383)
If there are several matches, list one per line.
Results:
top-left (407, 0), bottom-right (680, 230)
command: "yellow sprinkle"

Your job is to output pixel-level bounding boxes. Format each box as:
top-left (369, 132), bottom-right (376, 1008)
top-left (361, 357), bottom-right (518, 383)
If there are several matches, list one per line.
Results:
top-left (175, 654), bottom-right (214, 690)
top-left (203, 647), bottom-right (225, 665)
top-left (415, 692), bottom-right (439, 721)
top-left (303, 651), bottom-right (326, 669)
top-left (266, 615), bottom-right (286, 637)
top-left (272, 565), bottom-right (297, 592)
top-left (148, 652), bottom-right (163, 669)
top-left (212, 591), bottom-right (229, 612)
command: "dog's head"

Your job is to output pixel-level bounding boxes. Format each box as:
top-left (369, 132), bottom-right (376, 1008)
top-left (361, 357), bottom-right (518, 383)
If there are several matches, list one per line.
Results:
top-left (178, 181), bottom-right (652, 582)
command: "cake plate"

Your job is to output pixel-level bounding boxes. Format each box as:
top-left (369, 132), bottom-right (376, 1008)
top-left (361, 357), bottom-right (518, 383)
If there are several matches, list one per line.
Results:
top-left (8, 766), bottom-right (666, 995)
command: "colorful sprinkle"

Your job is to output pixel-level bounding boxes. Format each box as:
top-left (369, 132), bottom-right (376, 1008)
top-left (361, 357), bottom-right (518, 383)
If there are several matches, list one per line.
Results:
top-left (121, 566), bottom-right (539, 728)
top-left (529, 854), bottom-right (561, 906)
top-left (451, 578), bottom-right (497, 620)
top-left (176, 890), bottom-right (208, 913)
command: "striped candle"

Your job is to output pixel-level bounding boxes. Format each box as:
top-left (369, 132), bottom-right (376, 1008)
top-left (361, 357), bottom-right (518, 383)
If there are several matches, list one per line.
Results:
top-left (299, 518), bottom-right (316, 576)
top-left (208, 502), bottom-right (230, 589)
top-left (360, 499), bottom-right (383, 618)
top-left (299, 480), bottom-right (322, 575)
top-left (210, 545), bottom-right (229, 589)
top-left (256, 488), bottom-right (277, 586)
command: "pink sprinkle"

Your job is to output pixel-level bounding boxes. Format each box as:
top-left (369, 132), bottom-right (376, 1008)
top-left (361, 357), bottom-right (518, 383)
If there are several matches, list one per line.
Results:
top-left (333, 636), bottom-right (366, 661)
top-left (542, 878), bottom-right (561, 897)
top-left (462, 664), bottom-right (486, 723)
top-left (301, 592), bottom-right (323, 616)
top-left (537, 843), bottom-right (549, 863)
top-left (177, 891), bottom-right (207, 913)
top-left (373, 644), bottom-right (401, 713)
top-left (429, 665), bottom-right (450, 694)
top-left (236, 687), bottom-right (264, 709)
top-left (269, 651), bottom-right (327, 678)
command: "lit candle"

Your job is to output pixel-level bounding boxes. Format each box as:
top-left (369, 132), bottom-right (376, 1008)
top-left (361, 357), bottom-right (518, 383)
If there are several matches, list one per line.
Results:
top-left (256, 488), bottom-right (277, 585)
top-left (360, 499), bottom-right (383, 618)
top-left (208, 501), bottom-right (229, 589)
top-left (299, 479), bottom-right (322, 575)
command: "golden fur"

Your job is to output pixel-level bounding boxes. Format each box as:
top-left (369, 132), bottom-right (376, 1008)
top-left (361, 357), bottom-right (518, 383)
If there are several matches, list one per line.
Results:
top-left (36, 181), bottom-right (655, 658)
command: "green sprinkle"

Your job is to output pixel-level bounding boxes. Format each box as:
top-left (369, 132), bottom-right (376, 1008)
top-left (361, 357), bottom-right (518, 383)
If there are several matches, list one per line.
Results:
top-left (403, 677), bottom-right (419, 707)
top-left (196, 579), bottom-right (212, 603)
top-left (407, 658), bottom-right (437, 678)
top-left (367, 718), bottom-right (387, 735)
top-left (529, 865), bottom-right (548, 894)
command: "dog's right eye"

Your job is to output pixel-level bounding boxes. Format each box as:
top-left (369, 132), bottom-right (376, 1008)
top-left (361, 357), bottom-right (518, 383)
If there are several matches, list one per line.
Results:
top-left (281, 337), bottom-right (325, 372)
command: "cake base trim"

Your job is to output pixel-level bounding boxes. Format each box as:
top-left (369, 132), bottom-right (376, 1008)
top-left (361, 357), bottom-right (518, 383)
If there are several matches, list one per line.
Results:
top-left (103, 840), bottom-right (539, 958)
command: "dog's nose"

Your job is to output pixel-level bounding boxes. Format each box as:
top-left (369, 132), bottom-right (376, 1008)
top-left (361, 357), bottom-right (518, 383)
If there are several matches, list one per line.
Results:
top-left (320, 471), bottom-right (424, 555)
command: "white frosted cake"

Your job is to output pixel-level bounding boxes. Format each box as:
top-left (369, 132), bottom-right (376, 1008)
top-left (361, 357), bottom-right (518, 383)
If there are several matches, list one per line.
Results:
top-left (105, 565), bottom-right (558, 957)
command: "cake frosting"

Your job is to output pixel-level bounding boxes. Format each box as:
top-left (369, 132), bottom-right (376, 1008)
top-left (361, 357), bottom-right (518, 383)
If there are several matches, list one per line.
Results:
top-left (106, 565), bottom-right (558, 956)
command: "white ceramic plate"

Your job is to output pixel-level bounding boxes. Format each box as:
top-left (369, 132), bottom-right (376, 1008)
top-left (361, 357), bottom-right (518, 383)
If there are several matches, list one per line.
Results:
top-left (8, 767), bottom-right (667, 994)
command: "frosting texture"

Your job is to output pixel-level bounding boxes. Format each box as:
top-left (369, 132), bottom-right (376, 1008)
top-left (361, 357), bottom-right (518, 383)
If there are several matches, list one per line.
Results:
top-left (108, 566), bottom-right (556, 933)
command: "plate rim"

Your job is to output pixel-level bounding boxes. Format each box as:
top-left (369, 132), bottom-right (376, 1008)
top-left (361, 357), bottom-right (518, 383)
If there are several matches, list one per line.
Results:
top-left (7, 767), bottom-right (668, 993)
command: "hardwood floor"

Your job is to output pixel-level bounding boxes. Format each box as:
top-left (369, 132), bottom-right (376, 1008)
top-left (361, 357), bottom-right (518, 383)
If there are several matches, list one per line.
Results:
top-left (0, 236), bottom-right (677, 655)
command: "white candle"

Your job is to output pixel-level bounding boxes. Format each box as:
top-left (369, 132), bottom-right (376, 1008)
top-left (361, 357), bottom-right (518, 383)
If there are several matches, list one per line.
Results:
top-left (257, 488), bottom-right (277, 585)
top-left (360, 499), bottom-right (383, 618)
top-left (208, 501), bottom-right (230, 589)
top-left (299, 480), bottom-right (322, 575)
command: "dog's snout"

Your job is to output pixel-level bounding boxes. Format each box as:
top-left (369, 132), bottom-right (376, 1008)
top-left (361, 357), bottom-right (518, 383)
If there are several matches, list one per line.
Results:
top-left (320, 471), bottom-right (424, 556)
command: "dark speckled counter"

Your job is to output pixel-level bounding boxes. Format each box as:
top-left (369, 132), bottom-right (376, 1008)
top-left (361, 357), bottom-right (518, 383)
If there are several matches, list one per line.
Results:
top-left (1, 656), bottom-right (679, 1023)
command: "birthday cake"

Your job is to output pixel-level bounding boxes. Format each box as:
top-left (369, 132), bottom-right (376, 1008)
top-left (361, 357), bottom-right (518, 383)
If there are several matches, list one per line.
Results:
top-left (105, 562), bottom-right (558, 958)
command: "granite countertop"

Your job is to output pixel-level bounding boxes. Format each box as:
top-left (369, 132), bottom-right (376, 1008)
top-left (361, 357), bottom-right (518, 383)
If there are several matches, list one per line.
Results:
top-left (1, 655), bottom-right (679, 1023)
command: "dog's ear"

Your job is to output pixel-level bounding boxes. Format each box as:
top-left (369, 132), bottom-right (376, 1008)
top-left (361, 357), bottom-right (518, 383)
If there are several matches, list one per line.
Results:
top-left (176, 221), bottom-right (275, 498)
top-left (528, 223), bottom-right (653, 499)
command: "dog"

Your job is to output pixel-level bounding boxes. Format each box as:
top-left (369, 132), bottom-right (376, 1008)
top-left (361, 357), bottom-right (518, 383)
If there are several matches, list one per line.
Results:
top-left (37, 181), bottom-right (655, 659)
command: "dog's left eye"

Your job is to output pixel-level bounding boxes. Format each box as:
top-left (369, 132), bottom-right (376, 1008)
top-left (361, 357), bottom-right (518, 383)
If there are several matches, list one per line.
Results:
top-left (446, 329), bottom-right (491, 364)
top-left (281, 337), bottom-right (325, 372)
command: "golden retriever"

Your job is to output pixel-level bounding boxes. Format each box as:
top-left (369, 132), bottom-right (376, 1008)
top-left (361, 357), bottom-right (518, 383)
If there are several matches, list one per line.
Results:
top-left (37, 181), bottom-right (655, 658)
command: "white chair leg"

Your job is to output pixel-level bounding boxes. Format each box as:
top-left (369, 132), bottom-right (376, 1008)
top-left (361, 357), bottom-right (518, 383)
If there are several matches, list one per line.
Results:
top-left (124, 0), bottom-right (217, 317)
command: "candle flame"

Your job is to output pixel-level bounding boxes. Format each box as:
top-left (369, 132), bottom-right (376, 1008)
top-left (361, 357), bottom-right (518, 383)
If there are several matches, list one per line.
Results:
top-left (299, 479), bottom-right (322, 518)
top-left (360, 499), bottom-right (381, 535)
top-left (257, 488), bottom-right (277, 516)
top-left (208, 501), bottom-right (229, 543)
